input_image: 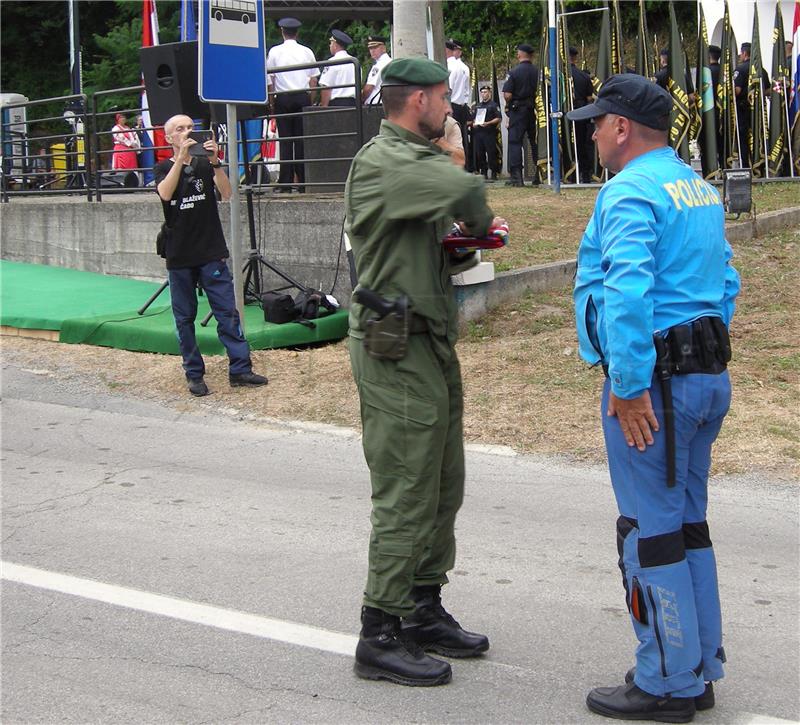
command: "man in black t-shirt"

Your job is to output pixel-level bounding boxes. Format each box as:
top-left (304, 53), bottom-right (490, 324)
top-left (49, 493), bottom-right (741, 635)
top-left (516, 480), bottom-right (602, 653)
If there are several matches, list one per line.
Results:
top-left (155, 114), bottom-right (267, 397)
top-left (502, 43), bottom-right (539, 186)
top-left (733, 42), bottom-right (770, 168)
top-left (470, 85), bottom-right (502, 179)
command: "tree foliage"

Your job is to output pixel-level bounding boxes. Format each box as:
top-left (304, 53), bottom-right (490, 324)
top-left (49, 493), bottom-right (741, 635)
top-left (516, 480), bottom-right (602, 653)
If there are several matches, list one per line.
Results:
top-left (1, 0), bottom-right (700, 108)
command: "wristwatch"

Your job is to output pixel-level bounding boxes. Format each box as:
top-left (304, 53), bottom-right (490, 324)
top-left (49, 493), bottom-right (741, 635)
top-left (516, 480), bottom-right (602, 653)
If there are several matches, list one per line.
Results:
top-left (210, 161), bottom-right (222, 168)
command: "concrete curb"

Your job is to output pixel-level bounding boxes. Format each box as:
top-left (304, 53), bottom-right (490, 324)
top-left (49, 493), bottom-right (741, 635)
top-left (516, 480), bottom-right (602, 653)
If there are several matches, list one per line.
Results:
top-left (456, 205), bottom-right (800, 322)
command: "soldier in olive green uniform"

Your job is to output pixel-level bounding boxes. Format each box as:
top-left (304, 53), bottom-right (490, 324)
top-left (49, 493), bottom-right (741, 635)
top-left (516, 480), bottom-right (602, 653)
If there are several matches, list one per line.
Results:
top-left (345, 57), bottom-right (505, 687)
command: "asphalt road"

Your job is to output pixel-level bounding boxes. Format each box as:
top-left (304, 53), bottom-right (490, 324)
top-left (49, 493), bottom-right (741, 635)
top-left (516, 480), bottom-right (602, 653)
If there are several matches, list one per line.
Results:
top-left (2, 362), bottom-right (798, 724)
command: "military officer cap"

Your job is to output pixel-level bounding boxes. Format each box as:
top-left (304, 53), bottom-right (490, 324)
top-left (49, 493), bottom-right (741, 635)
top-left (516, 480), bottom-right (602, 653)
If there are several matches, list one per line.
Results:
top-left (381, 56), bottom-right (450, 87)
top-left (740, 42), bottom-right (751, 52)
top-left (479, 84), bottom-right (491, 91)
top-left (517, 43), bottom-right (534, 54)
top-left (278, 17), bottom-right (301, 29)
top-left (330, 29), bottom-right (353, 47)
top-left (566, 73), bottom-right (672, 130)
top-left (367, 35), bottom-right (387, 48)
top-left (445, 38), bottom-right (462, 50)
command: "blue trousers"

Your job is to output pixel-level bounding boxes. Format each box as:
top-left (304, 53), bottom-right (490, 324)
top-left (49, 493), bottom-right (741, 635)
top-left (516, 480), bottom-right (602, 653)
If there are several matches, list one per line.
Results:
top-left (168, 260), bottom-right (251, 380)
top-left (601, 372), bottom-right (731, 698)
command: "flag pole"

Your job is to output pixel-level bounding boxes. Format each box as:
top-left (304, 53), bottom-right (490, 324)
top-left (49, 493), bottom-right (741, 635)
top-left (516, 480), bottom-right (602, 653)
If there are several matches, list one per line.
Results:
top-left (784, 77), bottom-right (795, 176)
top-left (548, 0), bottom-right (560, 192)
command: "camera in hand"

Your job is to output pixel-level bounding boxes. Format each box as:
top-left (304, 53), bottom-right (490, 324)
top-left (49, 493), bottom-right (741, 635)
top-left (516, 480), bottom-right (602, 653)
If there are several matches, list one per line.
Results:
top-left (188, 130), bottom-right (213, 157)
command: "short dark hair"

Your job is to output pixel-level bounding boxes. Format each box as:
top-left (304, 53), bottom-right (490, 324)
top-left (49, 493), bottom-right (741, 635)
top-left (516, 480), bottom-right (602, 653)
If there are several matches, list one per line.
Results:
top-left (282, 28), bottom-right (298, 39)
top-left (381, 84), bottom-right (426, 116)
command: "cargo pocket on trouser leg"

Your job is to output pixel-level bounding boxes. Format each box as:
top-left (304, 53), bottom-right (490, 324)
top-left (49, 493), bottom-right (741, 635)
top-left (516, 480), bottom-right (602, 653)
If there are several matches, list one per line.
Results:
top-left (623, 526), bottom-right (705, 698)
top-left (365, 534), bottom-right (416, 616)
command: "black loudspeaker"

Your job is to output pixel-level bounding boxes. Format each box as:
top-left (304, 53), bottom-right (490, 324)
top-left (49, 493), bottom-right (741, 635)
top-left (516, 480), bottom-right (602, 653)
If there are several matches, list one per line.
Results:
top-left (140, 42), bottom-right (209, 125)
top-left (304, 105), bottom-right (384, 192)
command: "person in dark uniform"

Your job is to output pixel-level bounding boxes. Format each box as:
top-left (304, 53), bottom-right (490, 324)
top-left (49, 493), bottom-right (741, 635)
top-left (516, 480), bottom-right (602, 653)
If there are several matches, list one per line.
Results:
top-left (470, 85), bottom-right (502, 179)
top-left (502, 43), bottom-right (539, 186)
top-left (733, 42), bottom-right (770, 168)
top-left (708, 44), bottom-right (724, 170)
top-left (569, 46), bottom-right (594, 183)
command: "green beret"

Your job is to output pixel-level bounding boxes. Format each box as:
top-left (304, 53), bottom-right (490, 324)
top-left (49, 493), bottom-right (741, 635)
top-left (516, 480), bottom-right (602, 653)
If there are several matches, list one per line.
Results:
top-left (381, 57), bottom-right (449, 87)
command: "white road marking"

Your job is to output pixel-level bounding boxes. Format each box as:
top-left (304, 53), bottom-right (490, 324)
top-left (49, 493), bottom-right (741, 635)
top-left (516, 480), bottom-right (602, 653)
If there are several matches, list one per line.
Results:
top-left (1, 561), bottom-right (357, 657)
top-left (3, 563), bottom-right (799, 724)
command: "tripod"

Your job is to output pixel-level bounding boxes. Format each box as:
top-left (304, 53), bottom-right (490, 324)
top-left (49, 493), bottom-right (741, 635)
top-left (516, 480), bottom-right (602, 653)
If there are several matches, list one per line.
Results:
top-left (198, 119), bottom-right (313, 327)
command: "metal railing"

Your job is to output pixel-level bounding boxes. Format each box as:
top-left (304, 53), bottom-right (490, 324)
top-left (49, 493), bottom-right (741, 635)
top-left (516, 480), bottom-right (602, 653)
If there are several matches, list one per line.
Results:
top-left (1, 55), bottom-right (365, 202)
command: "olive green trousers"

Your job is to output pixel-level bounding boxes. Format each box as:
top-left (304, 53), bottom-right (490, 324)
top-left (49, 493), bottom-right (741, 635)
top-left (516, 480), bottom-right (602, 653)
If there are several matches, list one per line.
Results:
top-left (349, 333), bottom-right (466, 617)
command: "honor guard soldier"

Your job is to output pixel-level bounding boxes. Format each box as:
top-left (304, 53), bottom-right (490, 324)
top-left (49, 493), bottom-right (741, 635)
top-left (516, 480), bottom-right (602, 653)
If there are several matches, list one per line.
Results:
top-left (266, 17), bottom-right (319, 192)
top-left (568, 74), bottom-right (740, 722)
top-left (319, 30), bottom-right (356, 108)
top-left (345, 56), bottom-right (506, 687)
top-left (445, 38), bottom-right (471, 164)
top-left (733, 42), bottom-right (771, 168)
top-left (502, 43), bottom-right (539, 186)
top-left (569, 46), bottom-right (594, 183)
top-left (470, 85), bottom-right (502, 179)
top-left (361, 36), bottom-right (392, 105)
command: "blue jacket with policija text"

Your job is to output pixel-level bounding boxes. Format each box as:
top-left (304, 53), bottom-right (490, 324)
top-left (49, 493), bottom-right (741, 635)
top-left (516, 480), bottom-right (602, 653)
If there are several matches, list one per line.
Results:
top-left (574, 146), bottom-right (741, 399)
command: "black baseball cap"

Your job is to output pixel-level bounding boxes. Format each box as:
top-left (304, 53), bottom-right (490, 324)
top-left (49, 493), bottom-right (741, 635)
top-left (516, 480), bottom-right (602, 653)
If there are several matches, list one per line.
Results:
top-left (566, 73), bottom-right (673, 130)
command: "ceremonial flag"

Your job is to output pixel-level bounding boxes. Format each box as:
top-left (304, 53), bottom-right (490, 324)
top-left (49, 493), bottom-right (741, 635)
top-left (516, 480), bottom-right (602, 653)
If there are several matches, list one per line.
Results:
top-left (697, 5), bottom-right (719, 178)
top-left (748, 4), bottom-right (769, 176)
top-left (635, 0), bottom-right (654, 79)
top-left (592, 2), bottom-right (613, 180)
top-left (140, 0), bottom-right (163, 183)
top-left (720, 1), bottom-right (740, 167)
top-left (558, 0), bottom-right (576, 183)
top-left (491, 49), bottom-right (504, 174)
top-left (791, 0), bottom-right (800, 175)
top-left (667, 2), bottom-right (691, 163)
top-left (768, 1), bottom-right (789, 176)
top-left (611, 0), bottom-right (624, 74)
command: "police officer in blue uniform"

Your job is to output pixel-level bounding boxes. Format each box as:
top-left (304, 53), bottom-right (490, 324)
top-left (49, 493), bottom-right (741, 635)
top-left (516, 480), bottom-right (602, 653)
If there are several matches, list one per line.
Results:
top-left (502, 43), bottom-right (539, 186)
top-left (568, 75), bottom-right (741, 723)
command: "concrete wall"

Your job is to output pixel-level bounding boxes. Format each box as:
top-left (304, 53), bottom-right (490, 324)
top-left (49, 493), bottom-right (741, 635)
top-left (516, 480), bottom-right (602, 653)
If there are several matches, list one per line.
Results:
top-left (3, 196), bottom-right (797, 323)
top-left (0, 195), bottom-right (353, 305)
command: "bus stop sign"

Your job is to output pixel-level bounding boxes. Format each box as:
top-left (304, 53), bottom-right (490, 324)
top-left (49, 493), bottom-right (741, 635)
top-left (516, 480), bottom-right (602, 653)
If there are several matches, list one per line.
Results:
top-left (198, 0), bottom-right (267, 104)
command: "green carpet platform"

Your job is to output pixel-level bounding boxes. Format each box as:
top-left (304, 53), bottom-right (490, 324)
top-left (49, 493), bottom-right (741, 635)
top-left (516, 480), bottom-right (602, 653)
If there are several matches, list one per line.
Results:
top-left (0, 261), bottom-right (349, 354)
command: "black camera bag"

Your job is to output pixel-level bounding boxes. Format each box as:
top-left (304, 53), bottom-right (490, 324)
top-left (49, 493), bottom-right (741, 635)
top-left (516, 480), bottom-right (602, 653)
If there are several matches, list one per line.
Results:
top-left (261, 291), bottom-right (298, 324)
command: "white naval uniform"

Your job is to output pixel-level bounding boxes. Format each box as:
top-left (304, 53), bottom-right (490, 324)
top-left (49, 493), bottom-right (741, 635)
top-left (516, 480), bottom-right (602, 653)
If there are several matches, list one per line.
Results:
top-left (266, 38), bottom-right (319, 92)
top-left (447, 55), bottom-right (471, 105)
top-left (364, 52), bottom-right (392, 105)
top-left (320, 49), bottom-right (356, 101)
top-left (266, 38), bottom-right (319, 187)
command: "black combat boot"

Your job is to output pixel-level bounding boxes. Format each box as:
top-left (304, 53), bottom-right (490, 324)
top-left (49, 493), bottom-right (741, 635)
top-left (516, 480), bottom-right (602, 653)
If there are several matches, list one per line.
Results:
top-left (354, 606), bottom-right (452, 686)
top-left (586, 682), bottom-right (696, 723)
top-left (401, 585), bottom-right (489, 658)
top-left (625, 667), bottom-right (715, 711)
top-left (504, 168), bottom-right (524, 187)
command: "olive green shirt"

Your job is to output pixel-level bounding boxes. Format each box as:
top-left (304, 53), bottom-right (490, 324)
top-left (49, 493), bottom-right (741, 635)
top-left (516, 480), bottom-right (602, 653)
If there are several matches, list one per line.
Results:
top-left (345, 119), bottom-right (494, 346)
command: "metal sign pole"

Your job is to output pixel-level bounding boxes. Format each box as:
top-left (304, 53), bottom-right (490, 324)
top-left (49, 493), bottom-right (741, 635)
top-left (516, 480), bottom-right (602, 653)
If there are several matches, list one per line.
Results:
top-left (226, 103), bottom-right (244, 329)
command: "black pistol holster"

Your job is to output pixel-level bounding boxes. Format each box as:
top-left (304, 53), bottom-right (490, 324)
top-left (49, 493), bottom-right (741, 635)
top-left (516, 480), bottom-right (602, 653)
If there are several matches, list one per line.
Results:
top-left (354, 288), bottom-right (412, 361)
top-left (654, 316), bottom-right (732, 488)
